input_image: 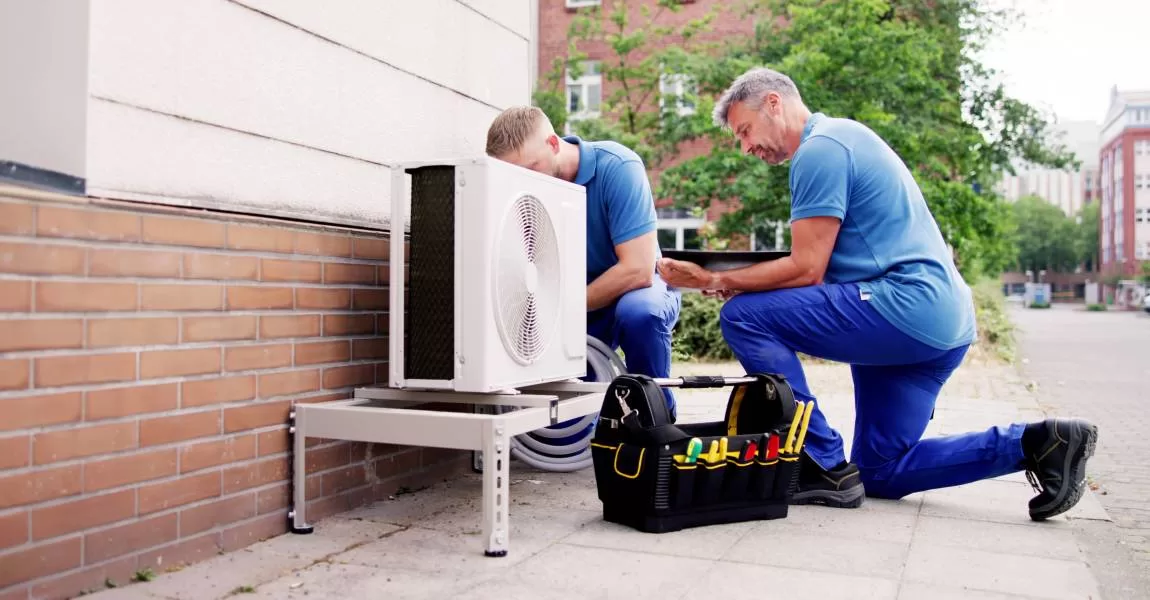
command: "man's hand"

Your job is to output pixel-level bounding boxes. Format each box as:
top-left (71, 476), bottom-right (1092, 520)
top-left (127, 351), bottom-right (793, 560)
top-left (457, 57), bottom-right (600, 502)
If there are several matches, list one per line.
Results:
top-left (656, 258), bottom-right (718, 290)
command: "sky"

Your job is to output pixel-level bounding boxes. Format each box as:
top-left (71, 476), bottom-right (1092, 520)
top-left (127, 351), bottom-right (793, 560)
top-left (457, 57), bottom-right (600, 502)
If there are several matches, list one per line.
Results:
top-left (978, 0), bottom-right (1150, 123)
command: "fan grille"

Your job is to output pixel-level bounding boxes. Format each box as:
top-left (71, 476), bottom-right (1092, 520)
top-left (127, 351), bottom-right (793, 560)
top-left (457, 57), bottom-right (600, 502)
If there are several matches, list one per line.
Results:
top-left (496, 194), bottom-right (561, 365)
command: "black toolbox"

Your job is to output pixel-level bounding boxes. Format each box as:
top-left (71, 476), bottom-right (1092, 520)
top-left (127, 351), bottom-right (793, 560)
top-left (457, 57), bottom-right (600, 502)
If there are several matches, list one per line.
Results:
top-left (589, 373), bottom-right (812, 533)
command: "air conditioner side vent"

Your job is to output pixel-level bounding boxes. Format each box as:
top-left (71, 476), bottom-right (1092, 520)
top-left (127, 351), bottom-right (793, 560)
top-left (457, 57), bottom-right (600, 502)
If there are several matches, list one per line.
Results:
top-left (404, 165), bottom-right (456, 381)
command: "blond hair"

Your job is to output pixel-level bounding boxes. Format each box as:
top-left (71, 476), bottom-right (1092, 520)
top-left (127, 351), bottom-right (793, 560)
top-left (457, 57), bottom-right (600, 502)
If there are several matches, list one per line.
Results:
top-left (486, 106), bottom-right (549, 157)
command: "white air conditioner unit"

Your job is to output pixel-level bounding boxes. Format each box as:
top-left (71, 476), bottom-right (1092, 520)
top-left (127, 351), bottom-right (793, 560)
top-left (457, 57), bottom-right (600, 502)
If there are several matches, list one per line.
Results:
top-left (388, 157), bottom-right (588, 393)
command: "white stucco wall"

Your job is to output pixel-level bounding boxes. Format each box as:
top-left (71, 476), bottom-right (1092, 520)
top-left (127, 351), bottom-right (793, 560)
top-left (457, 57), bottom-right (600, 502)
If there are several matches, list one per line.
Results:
top-left (0, 0), bottom-right (90, 178)
top-left (0, 0), bottom-right (535, 231)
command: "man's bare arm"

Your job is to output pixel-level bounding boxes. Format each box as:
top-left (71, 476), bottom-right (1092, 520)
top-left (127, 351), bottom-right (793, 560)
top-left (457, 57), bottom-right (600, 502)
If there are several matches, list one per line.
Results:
top-left (587, 230), bottom-right (658, 311)
top-left (713, 217), bottom-right (841, 291)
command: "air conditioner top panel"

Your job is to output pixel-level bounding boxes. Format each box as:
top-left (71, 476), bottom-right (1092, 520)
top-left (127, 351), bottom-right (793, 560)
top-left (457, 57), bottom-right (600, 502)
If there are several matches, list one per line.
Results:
top-left (394, 157), bottom-right (482, 171)
top-left (394, 156), bottom-right (587, 195)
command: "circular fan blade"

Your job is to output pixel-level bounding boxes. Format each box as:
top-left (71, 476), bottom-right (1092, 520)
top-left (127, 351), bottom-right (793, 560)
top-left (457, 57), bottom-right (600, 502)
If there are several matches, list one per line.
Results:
top-left (495, 194), bottom-right (561, 365)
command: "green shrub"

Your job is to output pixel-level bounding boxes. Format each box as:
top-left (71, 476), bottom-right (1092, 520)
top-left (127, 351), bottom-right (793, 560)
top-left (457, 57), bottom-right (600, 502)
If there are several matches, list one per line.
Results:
top-left (672, 292), bottom-right (733, 362)
top-left (1086, 303), bottom-right (1107, 312)
top-left (1028, 301), bottom-right (1051, 309)
top-left (971, 279), bottom-right (1016, 363)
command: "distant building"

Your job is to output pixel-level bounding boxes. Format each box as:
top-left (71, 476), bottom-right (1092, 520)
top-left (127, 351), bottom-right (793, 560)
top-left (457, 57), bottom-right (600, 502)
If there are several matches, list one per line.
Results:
top-left (996, 120), bottom-right (1100, 217)
top-left (1098, 86), bottom-right (1150, 277)
top-left (538, 0), bottom-right (762, 251)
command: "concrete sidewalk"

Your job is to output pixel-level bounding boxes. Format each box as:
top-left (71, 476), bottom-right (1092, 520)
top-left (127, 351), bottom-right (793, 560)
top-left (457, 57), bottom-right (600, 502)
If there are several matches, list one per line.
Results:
top-left (93, 359), bottom-right (1110, 600)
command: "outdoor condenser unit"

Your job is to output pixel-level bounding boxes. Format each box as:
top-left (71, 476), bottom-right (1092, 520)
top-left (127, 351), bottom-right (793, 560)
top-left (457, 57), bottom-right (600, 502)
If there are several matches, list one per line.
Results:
top-left (388, 157), bottom-right (588, 393)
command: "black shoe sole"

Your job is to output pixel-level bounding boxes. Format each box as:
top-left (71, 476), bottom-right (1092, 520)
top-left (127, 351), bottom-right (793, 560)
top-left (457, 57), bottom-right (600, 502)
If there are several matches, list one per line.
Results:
top-left (791, 484), bottom-right (865, 508)
top-left (1030, 419), bottom-right (1098, 521)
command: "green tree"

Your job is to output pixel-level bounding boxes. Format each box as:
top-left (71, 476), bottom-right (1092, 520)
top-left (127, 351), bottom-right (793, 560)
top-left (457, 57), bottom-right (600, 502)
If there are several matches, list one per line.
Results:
top-left (1011, 195), bottom-right (1079, 275)
top-left (531, 0), bottom-right (723, 169)
top-left (654, 0), bottom-right (1077, 280)
top-left (1075, 201), bottom-right (1100, 272)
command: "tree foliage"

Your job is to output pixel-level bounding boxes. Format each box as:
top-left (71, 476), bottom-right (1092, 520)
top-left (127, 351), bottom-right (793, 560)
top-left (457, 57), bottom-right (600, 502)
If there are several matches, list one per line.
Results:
top-left (1010, 196), bottom-right (1080, 274)
top-left (1075, 201), bottom-right (1100, 272)
top-left (532, 0), bottom-right (721, 169)
top-left (535, 0), bottom-right (1078, 281)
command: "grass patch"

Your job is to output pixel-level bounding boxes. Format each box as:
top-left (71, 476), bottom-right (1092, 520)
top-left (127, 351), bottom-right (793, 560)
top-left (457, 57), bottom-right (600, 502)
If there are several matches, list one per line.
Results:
top-left (1086, 303), bottom-right (1107, 312)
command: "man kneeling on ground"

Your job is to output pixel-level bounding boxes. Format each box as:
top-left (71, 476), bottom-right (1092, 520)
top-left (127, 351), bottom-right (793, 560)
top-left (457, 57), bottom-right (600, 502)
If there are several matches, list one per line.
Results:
top-left (656, 67), bottom-right (1098, 520)
top-left (485, 106), bottom-right (682, 417)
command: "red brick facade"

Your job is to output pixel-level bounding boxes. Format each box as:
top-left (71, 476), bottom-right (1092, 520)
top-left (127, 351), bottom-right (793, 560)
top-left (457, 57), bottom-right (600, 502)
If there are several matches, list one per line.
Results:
top-left (538, 0), bottom-right (756, 219)
top-left (0, 188), bottom-right (466, 599)
top-left (1099, 129), bottom-right (1150, 278)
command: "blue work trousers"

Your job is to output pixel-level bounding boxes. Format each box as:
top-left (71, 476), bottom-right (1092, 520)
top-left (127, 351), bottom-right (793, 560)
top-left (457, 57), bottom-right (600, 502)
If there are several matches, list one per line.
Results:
top-left (588, 273), bottom-right (681, 418)
top-left (718, 282), bottom-right (1026, 499)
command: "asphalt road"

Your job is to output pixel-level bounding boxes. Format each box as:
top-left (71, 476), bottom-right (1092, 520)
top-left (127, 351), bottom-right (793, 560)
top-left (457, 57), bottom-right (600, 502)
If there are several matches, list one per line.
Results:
top-left (1011, 302), bottom-right (1150, 599)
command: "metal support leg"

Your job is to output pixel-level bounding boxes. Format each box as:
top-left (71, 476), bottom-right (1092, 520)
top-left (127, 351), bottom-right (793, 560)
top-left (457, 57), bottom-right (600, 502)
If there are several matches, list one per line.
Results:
top-left (289, 409), bottom-right (314, 534)
top-left (481, 418), bottom-right (510, 557)
top-left (473, 403), bottom-right (492, 473)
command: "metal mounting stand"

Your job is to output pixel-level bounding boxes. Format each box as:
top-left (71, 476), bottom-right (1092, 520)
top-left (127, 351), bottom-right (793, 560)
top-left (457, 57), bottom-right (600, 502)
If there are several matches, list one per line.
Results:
top-left (287, 379), bottom-right (607, 557)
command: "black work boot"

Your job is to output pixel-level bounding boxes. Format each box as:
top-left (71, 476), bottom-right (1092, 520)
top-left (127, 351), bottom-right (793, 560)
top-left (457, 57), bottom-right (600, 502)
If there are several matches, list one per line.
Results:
top-left (791, 452), bottom-right (865, 508)
top-left (1022, 418), bottom-right (1099, 521)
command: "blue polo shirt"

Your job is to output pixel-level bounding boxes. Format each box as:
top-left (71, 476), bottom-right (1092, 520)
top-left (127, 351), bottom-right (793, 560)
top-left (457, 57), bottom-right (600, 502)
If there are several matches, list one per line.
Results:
top-left (565, 136), bottom-right (659, 283)
top-left (788, 113), bottom-right (976, 350)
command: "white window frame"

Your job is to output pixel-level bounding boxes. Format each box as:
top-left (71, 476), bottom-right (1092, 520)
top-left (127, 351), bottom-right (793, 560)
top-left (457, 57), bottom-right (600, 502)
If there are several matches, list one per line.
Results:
top-left (566, 0), bottom-right (601, 7)
top-left (659, 72), bottom-right (696, 117)
top-left (656, 217), bottom-right (704, 250)
top-left (565, 61), bottom-right (602, 122)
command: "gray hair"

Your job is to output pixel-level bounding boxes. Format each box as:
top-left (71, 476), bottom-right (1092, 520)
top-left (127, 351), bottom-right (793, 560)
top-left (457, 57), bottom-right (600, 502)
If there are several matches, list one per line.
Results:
top-left (712, 67), bottom-right (801, 128)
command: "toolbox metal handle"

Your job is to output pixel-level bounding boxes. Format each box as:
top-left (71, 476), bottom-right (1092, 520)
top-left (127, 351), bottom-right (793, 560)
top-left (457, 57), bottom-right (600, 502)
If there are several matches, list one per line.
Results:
top-left (652, 376), bottom-right (759, 389)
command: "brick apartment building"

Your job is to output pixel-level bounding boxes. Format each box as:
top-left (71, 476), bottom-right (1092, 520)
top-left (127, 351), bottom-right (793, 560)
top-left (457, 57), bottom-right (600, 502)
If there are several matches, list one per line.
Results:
top-left (1098, 86), bottom-right (1150, 279)
top-left (0, 2), bottom-right (533, 598)
top-left (538, 0), bottom-right (770, 251)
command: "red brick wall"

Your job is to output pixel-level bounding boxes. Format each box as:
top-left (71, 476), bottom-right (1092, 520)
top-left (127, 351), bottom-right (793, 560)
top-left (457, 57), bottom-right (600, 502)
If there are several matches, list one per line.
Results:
top-left (0, 190), bottom-right (467, 599)
top-left (1099, 129), bottom-right (1150, 277)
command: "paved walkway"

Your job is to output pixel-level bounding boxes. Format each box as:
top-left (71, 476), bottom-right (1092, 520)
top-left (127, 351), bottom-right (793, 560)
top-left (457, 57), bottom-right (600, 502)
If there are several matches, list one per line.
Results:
top-left (1010, 303), bottom-right (1150, 598)
top-left (93, 356), bottom-right (1110, 600)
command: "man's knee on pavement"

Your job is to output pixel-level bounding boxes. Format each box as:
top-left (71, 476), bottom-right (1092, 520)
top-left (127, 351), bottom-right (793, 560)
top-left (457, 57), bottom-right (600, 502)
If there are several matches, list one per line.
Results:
top-left (856, 461), bottom-right (909, 500)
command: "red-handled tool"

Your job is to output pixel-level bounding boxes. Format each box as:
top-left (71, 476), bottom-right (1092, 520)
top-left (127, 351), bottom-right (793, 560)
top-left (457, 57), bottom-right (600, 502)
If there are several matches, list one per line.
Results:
top-left (767, 434), bottom-right (780, 459)
top-left (743, 440), bottom-right (758, 462)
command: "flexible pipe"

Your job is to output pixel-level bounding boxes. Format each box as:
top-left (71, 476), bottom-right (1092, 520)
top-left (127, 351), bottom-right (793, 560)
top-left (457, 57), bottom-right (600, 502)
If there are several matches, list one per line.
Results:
top-left (506, 336), bottom-right (625, 472)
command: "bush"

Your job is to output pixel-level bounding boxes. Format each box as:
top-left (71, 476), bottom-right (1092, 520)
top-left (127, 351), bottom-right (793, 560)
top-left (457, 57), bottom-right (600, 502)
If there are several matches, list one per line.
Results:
top-left (671, 292), bottom-right (733, 362)
top-left (1086, 303), bottom-right (1107, 312)
top-left (970, 279), bottom-right (1017, 363)
top-left (1028, 301), bottom-right (1051, 309)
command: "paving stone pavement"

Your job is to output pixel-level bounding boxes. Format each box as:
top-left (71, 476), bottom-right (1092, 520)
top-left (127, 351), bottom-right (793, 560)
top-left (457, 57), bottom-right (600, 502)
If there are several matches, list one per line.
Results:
top-left (1009, 303), bottom-right (1150, 598)
top-left (90, 348), bottom-right (1112, 600)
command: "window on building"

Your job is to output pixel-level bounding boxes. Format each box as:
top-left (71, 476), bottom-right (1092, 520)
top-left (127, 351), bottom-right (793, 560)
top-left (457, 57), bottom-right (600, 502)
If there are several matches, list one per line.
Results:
top-left (750, 222), bottom-right (785, 251)
top-left (682, 228), bottom-right (701, 249)
top-left (565, 0), bottom-right (601, 7)
top-left (566, 61), bottom-right (601, 120)
top-left (659, 72), bottom-right (696, 117)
